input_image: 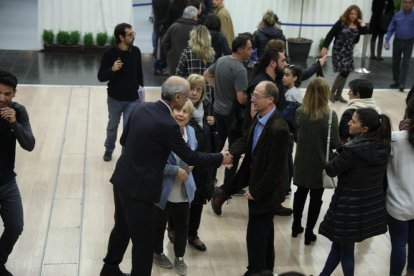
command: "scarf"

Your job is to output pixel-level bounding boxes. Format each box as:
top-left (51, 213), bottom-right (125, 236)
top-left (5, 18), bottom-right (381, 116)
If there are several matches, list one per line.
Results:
top-left (346, 98), bottom-right (382, 113)
top-left (192, 102), bottom-right (204, 128)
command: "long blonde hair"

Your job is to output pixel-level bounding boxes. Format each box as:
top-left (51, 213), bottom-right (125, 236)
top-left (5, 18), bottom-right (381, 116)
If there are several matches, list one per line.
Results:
top-left (302, 77), bottom-right (330, 120)
top-left (188, 25), bottom-right (215, 64)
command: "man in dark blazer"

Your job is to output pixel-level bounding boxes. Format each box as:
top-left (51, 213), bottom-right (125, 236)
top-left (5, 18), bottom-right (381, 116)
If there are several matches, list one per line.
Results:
top-left (100, 76), bottom-right (232, 276)
top-left (227, 80), bottom-right (290, 275)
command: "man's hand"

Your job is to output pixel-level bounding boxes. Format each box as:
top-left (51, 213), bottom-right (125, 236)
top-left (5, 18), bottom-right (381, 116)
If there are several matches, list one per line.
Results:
top-left (384, 41), bottom-right (390, 50)
top-left (221, 150), bottom-right (233, 166)
top-left (206, 115), bottom-right (215, 126)
top-left (244, 191), bottom-right (254, 200)
top-left (112, 58), bottom-right (123, 72)
top-left (0, 107), bottom-right (16, 123)
top-left (177, 168), bottom-right (188, 183)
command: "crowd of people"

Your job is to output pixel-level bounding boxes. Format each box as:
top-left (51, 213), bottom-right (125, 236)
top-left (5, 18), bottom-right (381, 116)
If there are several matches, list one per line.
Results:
top-left (1, 1), bottom-right (413, 276)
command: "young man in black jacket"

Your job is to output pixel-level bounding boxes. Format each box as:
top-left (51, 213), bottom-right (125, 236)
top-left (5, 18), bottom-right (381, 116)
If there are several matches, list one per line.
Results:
top-left (98, 23), bottom-right (144, 162)
top-left (0, 71), bottom-right (35, 275)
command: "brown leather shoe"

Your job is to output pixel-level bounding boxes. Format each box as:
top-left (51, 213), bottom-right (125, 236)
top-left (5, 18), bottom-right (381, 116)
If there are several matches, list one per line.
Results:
top-left (275, 205), bottom-right (293, 216)
top-left (188, 236), bottom-right (207, 251)
top-left (211, 187), bottom-right (230, 215)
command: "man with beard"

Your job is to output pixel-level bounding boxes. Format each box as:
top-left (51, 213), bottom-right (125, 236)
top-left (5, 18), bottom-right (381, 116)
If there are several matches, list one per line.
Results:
top-left (98, 23), bottom-right (144, 162)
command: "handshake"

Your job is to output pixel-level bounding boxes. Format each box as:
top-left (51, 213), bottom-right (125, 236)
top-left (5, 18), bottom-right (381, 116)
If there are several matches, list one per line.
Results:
top-left (220, 150), bottom-right (233, 168)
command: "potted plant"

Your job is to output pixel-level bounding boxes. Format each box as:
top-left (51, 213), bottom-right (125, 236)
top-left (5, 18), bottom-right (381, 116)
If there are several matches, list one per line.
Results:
top-left (96, 32), bottom-right (108, 46)
top-left (83, 32), bottom-right (94, 47)
top-left (287, 0), bottom-right (313, 64)
top-left (42, 29), bottom-right (54, 46)
top-left (56, 30), bottom-right (70, 45)
top-left (68, 31), bottom-right (81, 45)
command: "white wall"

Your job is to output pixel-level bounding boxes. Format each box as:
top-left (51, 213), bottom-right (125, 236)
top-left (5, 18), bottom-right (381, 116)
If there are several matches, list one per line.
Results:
top-left (38, 0), bottom-right (134, 45)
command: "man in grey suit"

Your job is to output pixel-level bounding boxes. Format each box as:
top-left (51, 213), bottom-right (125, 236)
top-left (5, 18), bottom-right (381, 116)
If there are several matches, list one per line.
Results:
top-left (100, 76), bottom-right (232, 276)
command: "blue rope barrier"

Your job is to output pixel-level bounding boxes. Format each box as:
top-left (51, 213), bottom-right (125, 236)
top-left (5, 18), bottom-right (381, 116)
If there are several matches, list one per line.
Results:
top-left (132, 3), bottom-right (152, 7)
top-left (281, 23), bottom-right (334, 27)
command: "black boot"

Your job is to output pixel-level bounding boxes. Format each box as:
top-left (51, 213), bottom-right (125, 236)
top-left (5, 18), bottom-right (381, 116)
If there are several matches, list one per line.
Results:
top-left (292, 188), bottom-right (307, 237)
top-left (334, 75), bottom-right (348, 103)
top-left (304, 198), bottom-right (323, 245)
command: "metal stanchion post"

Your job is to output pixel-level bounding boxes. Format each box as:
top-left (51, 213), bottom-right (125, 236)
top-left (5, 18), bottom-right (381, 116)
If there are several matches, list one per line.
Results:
top-left (354, 33), bottom-right (371, 74)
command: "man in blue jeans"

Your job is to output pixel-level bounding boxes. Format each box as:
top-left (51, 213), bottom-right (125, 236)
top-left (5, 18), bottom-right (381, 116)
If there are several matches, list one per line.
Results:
top-left (98, 23), bottom-right (144, 161)
top-left (0, 71), bottom-right (35, 275)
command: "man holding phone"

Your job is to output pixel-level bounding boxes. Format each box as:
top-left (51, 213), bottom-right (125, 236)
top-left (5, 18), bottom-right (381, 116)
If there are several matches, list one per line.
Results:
top-left (98, 23), bottom-right (144, 161)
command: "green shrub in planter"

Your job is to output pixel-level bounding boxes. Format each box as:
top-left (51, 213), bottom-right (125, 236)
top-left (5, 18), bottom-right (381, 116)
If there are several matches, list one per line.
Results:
top-left (83, 32), bottom-right (94, 46)
top-left (109, 35), bottom-right (117, 46)
top-left (42, 29), bottom-right (54, 45)
top-left (68, 31), bottom-right (80, 45)
top-left (96, 32), bottom-right (108, 46)
top-left (56, 31), bottom-right (70, 45)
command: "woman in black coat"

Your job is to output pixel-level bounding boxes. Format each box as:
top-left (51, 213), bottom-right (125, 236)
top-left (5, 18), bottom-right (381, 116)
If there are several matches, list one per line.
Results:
top-left (369, 0), bottom-right (394, 60)
top-left (319, 108), bottom-right (391, 276)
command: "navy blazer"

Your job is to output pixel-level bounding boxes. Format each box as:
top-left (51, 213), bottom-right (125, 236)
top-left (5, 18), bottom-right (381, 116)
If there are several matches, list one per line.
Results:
top-left (110, 100), bottom-right (223, 203)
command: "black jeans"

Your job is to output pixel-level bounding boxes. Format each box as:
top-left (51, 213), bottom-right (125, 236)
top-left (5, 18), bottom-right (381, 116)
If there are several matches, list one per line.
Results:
top-left (245, 211), bottom-right (275, 275)
top-left (392, 38), bottom-right (414, 87)
top-left (0, 179), bottom-right (24, 265)
top-left (188, 203), bottom-right (203, 238)
top-left (214, 112), bottom-right (241, 193)
top-left (154, 201), bottom-right (189, 257)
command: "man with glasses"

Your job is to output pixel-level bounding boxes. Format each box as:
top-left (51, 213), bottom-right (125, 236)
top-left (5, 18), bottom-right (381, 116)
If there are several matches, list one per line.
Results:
top-left (228, 80), bottom-right (290, 275)
top-left (98, 23), bottom-right (144, 162)
top-left (210, 47), bottom-right (293, 216)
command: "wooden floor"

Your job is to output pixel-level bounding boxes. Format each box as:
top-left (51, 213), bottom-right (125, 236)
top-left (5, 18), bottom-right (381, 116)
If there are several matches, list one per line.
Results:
top-left (9, 85), bottom-right (407, 276)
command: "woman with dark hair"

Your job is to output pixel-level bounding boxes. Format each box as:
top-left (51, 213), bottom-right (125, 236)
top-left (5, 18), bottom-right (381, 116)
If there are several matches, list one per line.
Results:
top-left (369, 0), bottom-right (394, 60)
top-left (204, 13), bottom-right (231, 61)
top-left (321, 5), bottom-right (368, 103)
top-left (319, 108), bottom-right (391, 276)
top-left (386, 97), bottom-right (414, 276)
top-left (253, 9), bottom-right (286, 58)
top-left (339, 78), bottom-right (381, 143)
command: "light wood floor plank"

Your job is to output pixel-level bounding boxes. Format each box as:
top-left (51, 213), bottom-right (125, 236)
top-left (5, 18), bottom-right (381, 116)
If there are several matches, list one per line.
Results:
top-left (7, 86), bottom-right (407, 276)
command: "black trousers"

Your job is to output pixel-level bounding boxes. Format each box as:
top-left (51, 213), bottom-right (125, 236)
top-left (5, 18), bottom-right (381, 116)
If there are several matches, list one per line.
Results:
top-left (188, 203), bottom-right (203, 238)
top-left (154, 201), bottom-right (189, 257)
top-left (245, 211), bottom-right (275, 275)
top-left (102, 186), bottom-right (155, 276)
top-left (0, 179), bottom-right (24, 266)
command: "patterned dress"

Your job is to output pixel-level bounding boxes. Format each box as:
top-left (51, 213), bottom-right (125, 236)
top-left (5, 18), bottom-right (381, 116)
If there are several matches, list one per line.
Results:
top-left (332, 23), bottom-right (360, 72)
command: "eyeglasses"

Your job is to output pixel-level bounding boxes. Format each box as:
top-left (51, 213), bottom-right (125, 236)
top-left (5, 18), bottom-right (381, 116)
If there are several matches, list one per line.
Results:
top-left (287, 64), bottom-right (296, 68)
top-left (125, 31), bottom-right (136, 37)
top-left (251, 92), bottom-right (269, 100)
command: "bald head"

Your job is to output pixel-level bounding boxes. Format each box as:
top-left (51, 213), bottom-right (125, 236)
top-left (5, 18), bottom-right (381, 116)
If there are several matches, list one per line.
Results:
top-left (161, 76), bottom-right (190, 102)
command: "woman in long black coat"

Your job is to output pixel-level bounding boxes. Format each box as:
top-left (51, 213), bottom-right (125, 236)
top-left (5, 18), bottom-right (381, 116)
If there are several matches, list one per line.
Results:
top-left (319, 108), bottom-right (391, 276)
top-left (369, 0), bottom-right (394, 60)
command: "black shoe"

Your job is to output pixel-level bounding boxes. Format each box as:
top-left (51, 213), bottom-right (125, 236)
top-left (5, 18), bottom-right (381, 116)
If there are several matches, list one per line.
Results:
top-left (399, 87), bottom-right (405, 92)
top-left (291, 225), bottom-right (304, 237)
top-left (390, 83), bottom-right (400, 89)
top-left (275, 205), bottom-right (293, 216)
top-left (211, 187), bottom-right (230, 215)
top-left (188, 236), bottom-right (207, 251)
top-left (103, 151), bottom-right (112, 162)
top-left (375, 56), bottom-right (383, 61)
top-left (336, 95), bottom-right (348, 104)
top-left (370, 55), bottom-right (376, 60)
top-left (100, 265), bottom-right (129, 276)
top-left (304, 232), bottom-right (317, 245)
top-left (167, 230), bottom-right (175, 244)
top-left (234, 189), bottom-right (246, 196)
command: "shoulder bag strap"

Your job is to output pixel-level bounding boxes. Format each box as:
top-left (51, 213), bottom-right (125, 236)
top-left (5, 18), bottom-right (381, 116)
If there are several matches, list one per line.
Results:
top-left (325, 109), bottom-right (333, 163)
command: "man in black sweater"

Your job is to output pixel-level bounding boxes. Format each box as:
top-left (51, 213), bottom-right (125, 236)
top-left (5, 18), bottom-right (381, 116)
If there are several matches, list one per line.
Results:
top-left (0, 71), bottom-right (35, 275)
top-left (98, 23), bottom-right (144, 162)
